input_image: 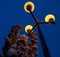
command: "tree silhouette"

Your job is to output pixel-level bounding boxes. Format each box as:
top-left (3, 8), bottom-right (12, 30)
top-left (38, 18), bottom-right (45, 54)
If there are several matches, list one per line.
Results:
top-left (1, 24), bottom-right (38, 57)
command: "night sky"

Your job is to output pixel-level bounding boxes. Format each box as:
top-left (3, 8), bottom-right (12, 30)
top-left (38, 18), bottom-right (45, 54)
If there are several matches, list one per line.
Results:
top-left (0, 0), bottom-right (60, 57)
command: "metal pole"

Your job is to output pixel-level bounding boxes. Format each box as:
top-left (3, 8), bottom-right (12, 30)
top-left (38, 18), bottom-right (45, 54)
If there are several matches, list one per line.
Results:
top-left (30, 11), bottom-right (51, 57)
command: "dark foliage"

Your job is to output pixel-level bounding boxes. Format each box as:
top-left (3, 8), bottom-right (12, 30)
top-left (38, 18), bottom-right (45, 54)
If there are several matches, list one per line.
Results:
top-left (1, 24), bottom-right (38, 57)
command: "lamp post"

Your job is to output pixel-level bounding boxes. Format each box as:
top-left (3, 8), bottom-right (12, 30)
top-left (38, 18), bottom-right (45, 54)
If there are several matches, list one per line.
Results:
top-left (24, 1), bottom-right (55, 57)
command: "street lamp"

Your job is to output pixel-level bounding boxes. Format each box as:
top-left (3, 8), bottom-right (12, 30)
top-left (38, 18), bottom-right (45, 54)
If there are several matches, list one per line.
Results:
top-left (24, 1), bottom-right (55, 57)
top-left (25, 25), bottom-right (33, 33)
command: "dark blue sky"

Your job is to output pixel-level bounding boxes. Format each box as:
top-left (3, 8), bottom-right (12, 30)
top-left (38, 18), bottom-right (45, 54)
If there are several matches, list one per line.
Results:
top-left (0, 0), bottom-right (60, 57)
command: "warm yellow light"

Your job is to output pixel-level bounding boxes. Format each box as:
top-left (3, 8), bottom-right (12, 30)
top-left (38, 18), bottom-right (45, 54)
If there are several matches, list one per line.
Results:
top-left (25, 25), bottom-right (33, 33)
top-left (45, 14), bottom-right (55, 22)
top-left (24, 1), bottom-right (35, 13)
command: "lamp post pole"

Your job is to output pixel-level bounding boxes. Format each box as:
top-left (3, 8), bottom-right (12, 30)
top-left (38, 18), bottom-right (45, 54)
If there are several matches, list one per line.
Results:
top-left (30, 11), bottom-right (51, 57)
